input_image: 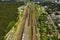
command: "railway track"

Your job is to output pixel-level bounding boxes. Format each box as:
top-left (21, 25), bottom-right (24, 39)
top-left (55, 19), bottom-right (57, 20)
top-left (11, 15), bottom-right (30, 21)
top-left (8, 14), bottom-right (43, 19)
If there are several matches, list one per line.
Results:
top-left (6, 4), bottom-right (40, 40)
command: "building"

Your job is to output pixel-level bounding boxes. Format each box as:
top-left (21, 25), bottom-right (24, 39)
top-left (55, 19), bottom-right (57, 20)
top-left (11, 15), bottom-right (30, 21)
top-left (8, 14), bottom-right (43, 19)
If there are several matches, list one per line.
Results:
top-left (0, 0), bottom-right (15, 1)
top-left (0, 0), bottom-right (56, 2)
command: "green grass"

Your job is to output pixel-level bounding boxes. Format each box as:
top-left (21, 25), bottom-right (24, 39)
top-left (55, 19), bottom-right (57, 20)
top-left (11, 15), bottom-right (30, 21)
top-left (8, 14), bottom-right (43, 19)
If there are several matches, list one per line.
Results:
top-left (0, 2), bottom-right (24, 40)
